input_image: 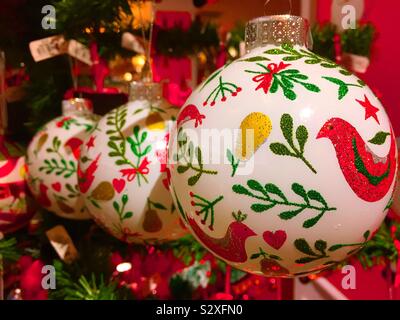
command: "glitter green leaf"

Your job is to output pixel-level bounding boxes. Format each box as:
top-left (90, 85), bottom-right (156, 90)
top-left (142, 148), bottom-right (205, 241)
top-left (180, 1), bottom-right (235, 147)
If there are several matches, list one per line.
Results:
top-left (269, 114), bottom-right (317, 174)
top-left (239, 56), bottom-right (271, 62)
top-left (265, 43), bottom-right (351, 76)
top-left (174, 128), bottom-right (218, 186)
top-left (368, 131), bottom-right (391, 145)
top-left (322, 76), bottom-right (365, 100)
top-left (294, 238), bottom-right (329, 264)
top-left (250, 247), bottom-right (282, 261)
top-left (226, 149), bottom-right (240, 177)
top-left (232, 180), bottom-right (336, 228)
top-left (190, 193), bottom-right (224, 230)
top-left (328, 230), bottom-right (370, 255)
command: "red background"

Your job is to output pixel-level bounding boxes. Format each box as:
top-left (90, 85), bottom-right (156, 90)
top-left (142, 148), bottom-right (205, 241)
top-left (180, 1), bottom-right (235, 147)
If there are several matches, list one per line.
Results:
top-left (317, 0), bottom-right (400, 136)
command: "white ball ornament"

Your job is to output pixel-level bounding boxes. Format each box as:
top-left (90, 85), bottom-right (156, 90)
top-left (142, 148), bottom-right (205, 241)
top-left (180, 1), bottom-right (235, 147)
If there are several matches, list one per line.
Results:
top-left (27, 98), bottom-right (98, 220)
top-left (168, 15), bottom-right (398, 277)
top-left (0, 138), bottom-right (35, 233)
top-left (78, 82), bottom-right (187, 243)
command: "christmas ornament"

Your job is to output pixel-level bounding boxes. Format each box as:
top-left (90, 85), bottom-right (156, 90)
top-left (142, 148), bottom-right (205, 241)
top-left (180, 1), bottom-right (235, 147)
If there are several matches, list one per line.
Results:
top-left (79, 81), bottom-right (187, 243)
top-left (0, 138), bottom-right (34, 233)
top-left (168, 15), bottom-right (398, 277)
top-left (391, 138), bottom-right (400, 216)
top-left (26, 98), bottom-right (98, 219)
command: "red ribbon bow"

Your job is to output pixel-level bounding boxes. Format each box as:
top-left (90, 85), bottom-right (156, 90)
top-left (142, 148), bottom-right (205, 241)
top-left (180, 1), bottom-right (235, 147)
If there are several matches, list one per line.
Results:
top-left (252, 62), bottom-right (290, 93)
top-left (120, 157), bottom-right (150, 181)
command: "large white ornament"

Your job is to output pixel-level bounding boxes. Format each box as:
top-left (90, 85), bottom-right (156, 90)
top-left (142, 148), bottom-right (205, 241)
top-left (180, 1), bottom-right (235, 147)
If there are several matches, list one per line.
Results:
top-left (168, 15), bottom-right (398, 277)
top-left (27, 98), bottom-right (98, 220)
top-left (79, 82), bottom-right (187, 243)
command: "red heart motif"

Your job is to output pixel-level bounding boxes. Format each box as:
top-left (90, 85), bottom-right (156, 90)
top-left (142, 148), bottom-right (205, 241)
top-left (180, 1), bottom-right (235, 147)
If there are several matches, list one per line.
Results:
top-left (113, 178), bottom-right (126, 193)
top-left (51, 182), bottom-right (62, 192)
top-left (263, 230), bottom-right (287, 250)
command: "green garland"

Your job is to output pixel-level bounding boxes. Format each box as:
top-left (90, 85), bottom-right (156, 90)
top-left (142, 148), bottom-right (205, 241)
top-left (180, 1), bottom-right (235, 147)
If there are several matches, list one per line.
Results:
top-left (357, 218), bottom-right (400, 269)
top-left (341, 23), bottom-right (375, 58)
top-left (311, 23), bottom-right (337, 61)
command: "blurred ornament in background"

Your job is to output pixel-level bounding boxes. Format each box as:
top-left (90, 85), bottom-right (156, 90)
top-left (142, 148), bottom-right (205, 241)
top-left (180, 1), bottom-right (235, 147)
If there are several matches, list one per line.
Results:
top-left (168, 14), bottom-right (398, 277)
top-left (26, 98), bottom-right (99, 220)
top-left (0, 138), bottom-right (35, 234)
top-left (79, 81), bottom-right (187, 243)
top-left (0, 50), bottom-right (35, 234)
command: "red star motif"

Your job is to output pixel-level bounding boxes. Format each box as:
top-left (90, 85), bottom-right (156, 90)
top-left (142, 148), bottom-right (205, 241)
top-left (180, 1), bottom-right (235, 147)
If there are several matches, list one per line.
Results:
top-left (86, 136), bottom-right (96, 151)
top-left (355, 95), bottom-right (380, 124)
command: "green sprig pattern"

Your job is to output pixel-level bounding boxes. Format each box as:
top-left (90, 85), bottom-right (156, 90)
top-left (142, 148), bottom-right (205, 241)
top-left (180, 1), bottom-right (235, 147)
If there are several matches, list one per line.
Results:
top-left (232, 180), bottom-right (336, 228)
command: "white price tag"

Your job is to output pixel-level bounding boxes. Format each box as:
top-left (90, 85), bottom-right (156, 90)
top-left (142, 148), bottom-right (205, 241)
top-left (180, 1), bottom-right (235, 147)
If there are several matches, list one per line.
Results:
top-left (67, 40), bottom-right (92, 66)
top-left (29, 35), bottom-right (67, 62)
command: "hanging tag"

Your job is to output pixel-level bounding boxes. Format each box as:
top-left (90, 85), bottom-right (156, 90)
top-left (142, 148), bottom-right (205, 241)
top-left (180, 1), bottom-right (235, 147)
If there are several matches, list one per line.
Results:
top-left (46, 225), bottom-right (78, 264)
top-left (29, 35), bottom-right (68, 62)
top-left (67, 40), bottom-right (93, 66)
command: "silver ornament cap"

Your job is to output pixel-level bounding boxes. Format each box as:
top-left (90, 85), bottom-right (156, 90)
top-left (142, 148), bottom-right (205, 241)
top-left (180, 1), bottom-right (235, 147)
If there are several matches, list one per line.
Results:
top-left (245, 15), bottom-right (313, 53)
top-left (62, 98), bottom-right (93, 115)
top-left (129, 81), bottom-right (163, 103)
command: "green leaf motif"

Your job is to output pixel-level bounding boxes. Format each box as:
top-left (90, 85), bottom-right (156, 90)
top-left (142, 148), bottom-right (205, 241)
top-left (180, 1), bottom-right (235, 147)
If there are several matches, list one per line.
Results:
top-left (232, 184), bottom-right (252, 196)
top-left (232, 180), bottom-right (336, 228)
top-left (251, 203), bottom-right (275, 212)
top-left (294, 238), bottom-right (317, 256)
top-left (269, 143), bottom-right (293, 156)
top-left (279, 208), bottom-right (304, 220)
top-left (294, 238), bottom-right (330, 264)
top-left (247, 180), bottom-right (265, 193)
top-left (265, 44), bottom-right (351, 77)
top-left (296, 125), bottom-right (308, 153)
top-left (240, 56), bottom-right (270, 62)
top-left (174, 128), bottom-right (218, 186)
top-left (269, 114), bottom-right (317, 174)
top-left (368, 131), bottom-right (390, 145)
top-left (226, 149), bottom-right (240, 177)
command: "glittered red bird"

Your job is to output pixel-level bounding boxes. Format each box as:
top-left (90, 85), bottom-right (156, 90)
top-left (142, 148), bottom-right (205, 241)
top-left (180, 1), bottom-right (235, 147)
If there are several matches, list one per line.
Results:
top-left (317, 118), bottom-right (397, 202)
top-left (78, 154), bottom-right (101, 193)
top-left (187, 211), bottom-right (256, 263)
top-left (177, 104), bottom-right (206, 128)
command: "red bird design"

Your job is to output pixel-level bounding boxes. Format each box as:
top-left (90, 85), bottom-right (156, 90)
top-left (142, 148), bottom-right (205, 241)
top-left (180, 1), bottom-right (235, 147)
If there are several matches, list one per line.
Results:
top-left (78, 154), bottom-right (101, 193)
top-left (177, 104), bottom-right (206, 128)
top-left (187, 212), bottom-right (256, 263)
top-left (64, 137), bottom-right (83, 160)
top-left (37, 182), bottom-right (51, 207)
top-left (317, 118), bottom-right (397, 202)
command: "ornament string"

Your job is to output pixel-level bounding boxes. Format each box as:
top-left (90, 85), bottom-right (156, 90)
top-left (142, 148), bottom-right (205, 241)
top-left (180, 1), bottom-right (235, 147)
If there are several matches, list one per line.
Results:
top-left (264, 0), bottom-right (292, 15)
top-left (136, 0), bottom-right (155, 82)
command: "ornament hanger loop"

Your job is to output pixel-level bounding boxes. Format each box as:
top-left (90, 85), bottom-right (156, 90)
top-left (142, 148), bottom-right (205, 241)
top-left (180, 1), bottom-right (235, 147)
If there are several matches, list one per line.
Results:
top-left (264, 0), bottom-right (292, 16)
